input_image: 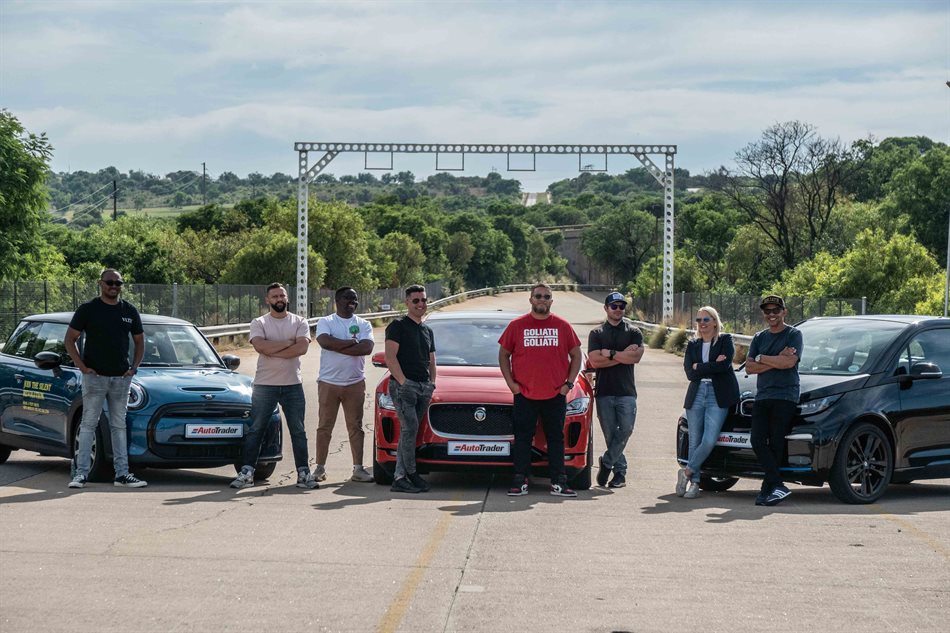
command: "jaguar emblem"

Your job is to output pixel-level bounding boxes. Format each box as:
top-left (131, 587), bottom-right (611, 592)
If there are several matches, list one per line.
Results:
top-left (473, 407), bottom-right (487, 422)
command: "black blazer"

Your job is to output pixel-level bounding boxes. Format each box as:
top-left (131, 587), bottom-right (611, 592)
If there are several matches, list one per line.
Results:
top-left (683, 334), bottom-right (741, 409)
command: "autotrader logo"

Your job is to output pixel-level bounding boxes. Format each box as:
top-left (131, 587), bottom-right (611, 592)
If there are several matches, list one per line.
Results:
top-left (455, 443), bottom-right (505, 452)
top-left (192, 426), bottom-right (239, 435)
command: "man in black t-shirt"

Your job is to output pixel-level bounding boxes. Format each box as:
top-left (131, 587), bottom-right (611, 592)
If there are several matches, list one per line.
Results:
top-left (64, 269), bottom-right (147, 489)
top-left (587, 292), bottom-right (644, 489)
top-left (384, 284), bottom-right (437, 494)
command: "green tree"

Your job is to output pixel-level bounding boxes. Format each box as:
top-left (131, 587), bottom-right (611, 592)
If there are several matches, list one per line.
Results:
top-left (221, 228), bottom-right (326, 288)
top-left (377, 232), bottom-right (426, 287)
top-left (444, 213), bottom-right (515, 288)
top-left (0, 110), bottom-right (54, 281)
top-left (581, 205), bottom-right (658, 281)
top-left (883, 144), bottom-right (950, 263)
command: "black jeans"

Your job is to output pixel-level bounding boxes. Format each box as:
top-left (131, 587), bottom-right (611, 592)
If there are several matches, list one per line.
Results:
top-left (750, 398), bottom-right (797, 489)
top-left (511, 393), bottom-right (566, 482)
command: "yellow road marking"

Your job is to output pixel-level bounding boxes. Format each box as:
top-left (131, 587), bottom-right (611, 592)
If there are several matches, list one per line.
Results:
top-left (869, 504), bottom-right (950, 562)
top-left (377, 507), bottom-right (455, 633)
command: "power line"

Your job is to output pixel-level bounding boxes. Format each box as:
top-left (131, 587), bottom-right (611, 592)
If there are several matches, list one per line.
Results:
top-left (55, 181), bottom-right (113, 212)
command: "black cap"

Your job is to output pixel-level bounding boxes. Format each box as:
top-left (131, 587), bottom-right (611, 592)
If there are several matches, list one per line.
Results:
top-left (760, 295), bottom-right (786, 309)
top-left (604, 292), bottom-right (627, 306)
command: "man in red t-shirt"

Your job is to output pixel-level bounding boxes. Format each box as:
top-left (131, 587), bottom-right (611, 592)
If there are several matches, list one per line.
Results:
top-left (498, 283), bottom-right (582, 497)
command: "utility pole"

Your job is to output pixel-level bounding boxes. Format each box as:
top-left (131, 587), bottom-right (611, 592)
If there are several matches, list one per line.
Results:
top-left (112, 179), bottom-right (117, 221)
top-left (202, 162), bottom-right (207, 206)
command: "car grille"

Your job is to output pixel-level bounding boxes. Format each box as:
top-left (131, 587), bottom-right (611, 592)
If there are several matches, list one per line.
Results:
top-left (428, 403), bottom-right (513, 437)
top-left (149, 403), bottom-right (251, 460)
top-left (154, 403), bottom-right (252, 419)
top-left (163, 444), bottom-right (243, 459)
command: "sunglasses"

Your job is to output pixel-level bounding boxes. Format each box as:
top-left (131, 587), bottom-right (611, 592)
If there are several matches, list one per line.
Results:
top-left (533, 294), bottom-right (552, 300)
top-left (608, 303), bottom-right (626, 310)
top-left (410, 297), bottom-right (428, 305)
top-left (762, 308), bottom-right (783, 315)
top-left (695, 316), bottom-right (712, 323)
top-left (102, 279), bottom-right (124, 287)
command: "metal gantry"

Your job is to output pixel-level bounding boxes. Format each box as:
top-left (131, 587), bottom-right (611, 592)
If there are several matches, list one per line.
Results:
top-left (294, 142), bottom-right (677, 321)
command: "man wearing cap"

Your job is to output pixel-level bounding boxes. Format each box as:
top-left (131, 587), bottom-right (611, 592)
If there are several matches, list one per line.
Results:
top-left (745, 295), bottom-right (803, 507)
top-left (587, 292), bottom-right (644, 488)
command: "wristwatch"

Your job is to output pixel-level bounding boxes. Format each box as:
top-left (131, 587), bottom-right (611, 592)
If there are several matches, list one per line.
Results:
top-left (755, 354), bottom-right (762, 363)
top-left (609, 350), bottom-right (616, 360)
top-left (563, 380), bottom-right (574, 390)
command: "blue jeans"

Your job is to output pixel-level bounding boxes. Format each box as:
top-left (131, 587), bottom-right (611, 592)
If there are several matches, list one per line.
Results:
top-left (389, 379), bottom-right (435, 479)
top-left (686, 382), bottom-right (728, 483)
top-left (76, 374), bottom-right (133, 478)
top-left (596, 395), bottom-right (637, 476)
top-left (243, 384), bottom-right (309, 471)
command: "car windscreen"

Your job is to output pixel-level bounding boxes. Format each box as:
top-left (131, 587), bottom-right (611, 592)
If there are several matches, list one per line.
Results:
top-left (797, 319), bottom-right (906, 375)
top-left (135, 324), bottom-right (222, 368)
top-left (428, 318), bottom-right (513, 366)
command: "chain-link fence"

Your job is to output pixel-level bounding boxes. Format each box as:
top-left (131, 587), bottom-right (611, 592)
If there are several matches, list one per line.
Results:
top-left (0, 280), bottom-right (444, 341)
top-left (629, 291), bottom-right (864, 334)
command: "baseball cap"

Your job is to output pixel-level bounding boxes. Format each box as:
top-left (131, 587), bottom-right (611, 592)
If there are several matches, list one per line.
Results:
top-left (759, 295), bottom-right (786, 309)
top-left (604, 292), bottom-right (627, 306)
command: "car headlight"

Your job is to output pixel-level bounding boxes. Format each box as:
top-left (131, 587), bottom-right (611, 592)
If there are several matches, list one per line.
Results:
top-left (566, 397), bottom-right (590, 415)
top-left (127, 382), bottom-right (147, 410)
top-left (798, 394), bottom-right (841, 417)
top-left (378, 392), bottom-right (396, 411)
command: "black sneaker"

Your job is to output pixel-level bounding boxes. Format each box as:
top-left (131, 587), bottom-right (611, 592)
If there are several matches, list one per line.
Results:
top-left (408, 472), bottom-right (430, 492)
top-left (390, 477), bottom-right (422, 494)
top-left (507, 475), bottom-right (529, 496)
top-left (596, 458), bottom-right (610, 487)
top-left (763, 484), bottom-right (791, 506)
top-left (114, 473), bottom-right (148, 488)
top-left (607, 472), bottom-right (626, 488)
top-left (755, 484), bottom-right (772, 506)
top-left (550, 479), bottom-right (577, 497)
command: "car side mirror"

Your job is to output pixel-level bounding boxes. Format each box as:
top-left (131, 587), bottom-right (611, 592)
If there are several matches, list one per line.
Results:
top-left (910, 362), bottom-right (942, 379)
top-left (372, 351), bottom-right (387, 368)
top-left (34, 351), bottom-right (63, 371)
top-left (221, 355), bottom-right (241, 371)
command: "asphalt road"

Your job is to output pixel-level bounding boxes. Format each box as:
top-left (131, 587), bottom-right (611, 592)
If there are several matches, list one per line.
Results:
top-left (1, 291), bottom-right (948, 632)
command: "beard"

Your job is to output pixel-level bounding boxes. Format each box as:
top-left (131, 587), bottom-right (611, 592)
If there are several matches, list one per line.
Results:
top-left (271, 302), bottom-right (287, 313)
top-left (531, 304), bottom-right (549, 315)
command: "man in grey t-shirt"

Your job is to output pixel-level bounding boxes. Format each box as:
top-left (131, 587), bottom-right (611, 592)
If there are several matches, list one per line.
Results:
top-left (745, 295), bottom-right (803, 507)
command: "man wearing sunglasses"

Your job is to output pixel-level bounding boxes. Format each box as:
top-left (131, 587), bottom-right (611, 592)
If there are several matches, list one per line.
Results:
top-left (499, 284), bottom-right (582, 497)
top-left (64, 269), bottom-right (147, 489)
top-left (384, 284), bottom-right (437, 493)
top-left (745, 295), bottom-right (802, 507)
top-left (586, 292), bottom-right (644, 489)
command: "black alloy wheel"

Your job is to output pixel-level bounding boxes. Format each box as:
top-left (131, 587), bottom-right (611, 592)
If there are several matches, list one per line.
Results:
top-left (0, 444), bottom-right (12, 464)
top-left (829, 422), bottom-right (893, 504)
top-left (570, 428), bottom-right (593, 491)
top-left (373, 439), bottom-right (394, 485)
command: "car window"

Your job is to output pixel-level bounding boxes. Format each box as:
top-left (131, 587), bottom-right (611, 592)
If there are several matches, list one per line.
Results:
top-left (797, 319), bottom-right (905, 375)
top-left (1, 322), bottom-right (42, 358)
top-left (895, 328), bottom-right (950, 375)
top-left (34, 322), bottom-right (72, 362)
top-left (428, 318), bottom-right (513, 366)
top-left (137, 324), bottom-right (221, 367)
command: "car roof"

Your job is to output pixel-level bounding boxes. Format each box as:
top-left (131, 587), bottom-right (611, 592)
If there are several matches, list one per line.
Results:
top-left (805, 315), bottom-right (949, 326)
top-left (426, 310), bottom-right (522, 322)
top-left (22, 312), bottom-right (195, 326)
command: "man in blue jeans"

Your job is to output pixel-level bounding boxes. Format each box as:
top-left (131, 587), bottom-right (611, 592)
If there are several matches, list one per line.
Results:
top-left (64, 268), bottom-right (148, 489)
top-left (231, 282), bottom-right (318, 490)
top-left (586, 292), bottom-right (644, 489)
top-left (384, 284), bottom-right (437, 493)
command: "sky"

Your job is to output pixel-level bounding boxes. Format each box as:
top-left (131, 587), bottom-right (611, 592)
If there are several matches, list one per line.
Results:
top-left (2, 0), bottom-right (948, 191)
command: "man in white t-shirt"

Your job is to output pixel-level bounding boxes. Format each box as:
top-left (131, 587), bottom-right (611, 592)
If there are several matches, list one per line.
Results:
top-left (314, 287), bottom-right (375, 482)
top-left (231, 282), bottom-right (319, 490)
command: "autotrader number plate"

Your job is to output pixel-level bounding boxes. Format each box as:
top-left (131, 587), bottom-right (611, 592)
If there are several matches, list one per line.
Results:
top-left (715, 432), bottom-right (752, 448)
top-left (448, 441), bottom-right (510, 456)
top-left (185, 424), bottom-right (244, 439)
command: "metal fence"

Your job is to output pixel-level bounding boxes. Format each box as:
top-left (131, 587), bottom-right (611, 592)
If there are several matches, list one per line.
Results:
top-left (0, 280), bottom-right (444, 341)
top-left (629, 291), bottom-right (863, 334)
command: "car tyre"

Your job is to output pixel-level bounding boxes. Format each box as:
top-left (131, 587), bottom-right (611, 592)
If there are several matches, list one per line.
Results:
top-left (697, 475), bottom-right (739, 492)
top-left (0, 444), bottom-right (12, 464)
top-left (72, 414), bottom-right (111, 482)
top-left (570, 429), bottom-right (593, 491)
top-left (829, 422), bottom-right (893, 504)
top-left (373, 440), bottom-right (394, 485)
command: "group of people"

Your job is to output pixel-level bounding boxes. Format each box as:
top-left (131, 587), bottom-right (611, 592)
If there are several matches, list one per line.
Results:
top-left (65, 270), bottom-right (801, 508)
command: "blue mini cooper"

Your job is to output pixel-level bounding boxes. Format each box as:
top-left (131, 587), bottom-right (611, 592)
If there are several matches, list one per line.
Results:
top-left (0, 312), bottom-right (282, 481)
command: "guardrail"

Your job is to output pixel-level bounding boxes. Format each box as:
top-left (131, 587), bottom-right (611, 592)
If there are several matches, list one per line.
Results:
top-left (199, 283), bottom-right (615, 342)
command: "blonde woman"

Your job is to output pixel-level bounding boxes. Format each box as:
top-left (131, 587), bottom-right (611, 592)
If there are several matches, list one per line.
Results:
top-left (677, 306), bottom-right (740, 499)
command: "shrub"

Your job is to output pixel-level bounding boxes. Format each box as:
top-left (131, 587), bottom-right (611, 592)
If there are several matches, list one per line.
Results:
top-left (648, 327), bottom-right (668, 349)
top-left (733, 343), bottom-right (748, 364)
top-left (664, 328), bottom-right (690, 355)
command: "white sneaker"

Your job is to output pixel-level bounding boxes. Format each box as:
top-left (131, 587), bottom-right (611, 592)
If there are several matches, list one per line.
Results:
top-left (313, 464), bottom-right (327, 482)
top-left (684, 482), bottom-right (700, 499)
top-left (676, 468), bottom-right (689, 497)
top-left (68, 474), bottom-right (87, 489)
top-left (296, 469), bottom-right (320, 489)
top-left (351, 465), bottom-right (374, 482)
top-left (230, 467), bottom-right (254, 489)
